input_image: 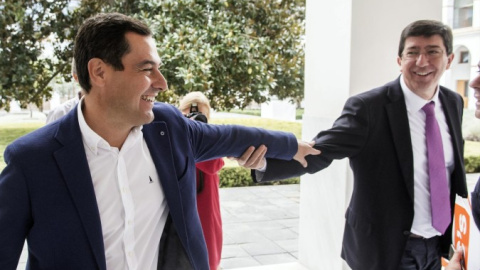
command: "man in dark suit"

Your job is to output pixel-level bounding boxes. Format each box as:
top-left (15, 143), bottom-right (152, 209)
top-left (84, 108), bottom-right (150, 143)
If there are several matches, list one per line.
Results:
top-left (470, 59), bottom-right (480, 231)
top-left (445, 58), bottom-right (480, 270)
top-left (241, 20), bottom-right (469, 270)
top-left (0, 13), bottom-right (319, 270)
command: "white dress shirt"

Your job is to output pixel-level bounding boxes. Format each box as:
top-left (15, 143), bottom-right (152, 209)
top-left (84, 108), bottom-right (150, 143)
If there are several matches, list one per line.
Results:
top-left (77, 99), bottom-right (169, 270)
top-left (400, 75), bottom-right (455, 238)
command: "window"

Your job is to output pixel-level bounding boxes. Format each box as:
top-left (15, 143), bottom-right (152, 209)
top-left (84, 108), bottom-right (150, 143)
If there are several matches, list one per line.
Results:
top-left (456, 80), bottom-right (469, 108)
top-left (459, 51), bottom-right (470, 64)
top-left (453, 0), bottom-right (473, 29)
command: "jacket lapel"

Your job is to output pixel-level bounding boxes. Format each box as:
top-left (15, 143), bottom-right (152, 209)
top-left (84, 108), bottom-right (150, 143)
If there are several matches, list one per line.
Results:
top-left (143, 122), bottom-right (187, 239)
top-left (438, 88), bottom-right (468, 197)
top-left (53, 109), bottom-right (107, 270)
top-left (385, 78), bottom-right (415, 201)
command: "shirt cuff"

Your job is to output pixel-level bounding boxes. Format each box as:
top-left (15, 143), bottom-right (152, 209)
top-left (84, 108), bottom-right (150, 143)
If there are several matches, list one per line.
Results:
top-left (257, 158), bottom-right (267, 172)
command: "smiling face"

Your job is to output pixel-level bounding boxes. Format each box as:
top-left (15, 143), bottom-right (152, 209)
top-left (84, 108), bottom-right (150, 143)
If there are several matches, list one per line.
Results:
top-left (397, 35), bottom-right (454, 100)
top-left (103, 32), bottom-right (168, 128)
top-left (470, 61), bottom-right (480, 119)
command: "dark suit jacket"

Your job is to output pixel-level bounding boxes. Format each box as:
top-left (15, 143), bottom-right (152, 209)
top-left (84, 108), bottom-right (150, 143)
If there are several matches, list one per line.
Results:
top-left (254, 78), bottom-right (468, 270)
top-left (0, 102), bottom-right (298, 270)
top-left (472, 179), bottom-right (480, 229)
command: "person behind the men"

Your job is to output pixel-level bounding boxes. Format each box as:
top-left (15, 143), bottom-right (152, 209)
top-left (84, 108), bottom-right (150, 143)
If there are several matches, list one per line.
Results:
top-left (238, 20), bottom-right (468, 270)
top-left (46, 58), bottom-right (84, 123)
top-left (470, 59), bottom-right (480, 232)
top-left (445, 57), bottom-right (480, 270)
top-left (0, 12), bottom-right (319, 270)
top-left (179, 91), bottom-right (224, 270)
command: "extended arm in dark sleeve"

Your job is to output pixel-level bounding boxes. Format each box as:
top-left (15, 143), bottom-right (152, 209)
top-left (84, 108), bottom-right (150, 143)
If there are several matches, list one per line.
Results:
top-left (253, 95), bottom-right (370, 182)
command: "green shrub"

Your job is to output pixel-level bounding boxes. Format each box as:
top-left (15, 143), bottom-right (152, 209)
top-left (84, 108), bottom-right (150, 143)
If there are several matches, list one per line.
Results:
top-left (465, 155), bottom-right (480, 173)
top-left (218, 167), bottom-right (252, 187)
top-left (218, 166), bottom-right (299, 188)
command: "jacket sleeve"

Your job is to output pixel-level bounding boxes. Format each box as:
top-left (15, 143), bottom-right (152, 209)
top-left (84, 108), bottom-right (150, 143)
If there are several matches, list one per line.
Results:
top-left (0, 146), bottom-right (31, 269)
top-left (185, 119), bottom-right (298, 163)
top-left (152, 103), bottom-right (299, 164)
top-left (255, 95), bottom-right (370, 182)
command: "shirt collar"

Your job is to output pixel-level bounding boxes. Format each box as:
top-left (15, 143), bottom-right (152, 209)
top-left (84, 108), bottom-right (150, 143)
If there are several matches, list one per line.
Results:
top-left (400, 74), bottom-right (440, 113)
top-left (77, 98), bottom-right (108, 155)
top-left (76, 98), bottom-right (144, 155)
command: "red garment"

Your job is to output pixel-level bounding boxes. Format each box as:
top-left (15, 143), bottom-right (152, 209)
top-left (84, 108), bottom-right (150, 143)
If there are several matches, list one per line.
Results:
top-left (196, 158), bottom-right (225, 270)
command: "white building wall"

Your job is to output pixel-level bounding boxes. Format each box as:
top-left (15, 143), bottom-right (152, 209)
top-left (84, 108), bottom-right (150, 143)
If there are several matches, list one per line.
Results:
top-left (474, 0), bottom-right (480, 27)
top-left (260, 97), bottom-right (297, 122)
top-left (443, 0), bottom-right (480, 110)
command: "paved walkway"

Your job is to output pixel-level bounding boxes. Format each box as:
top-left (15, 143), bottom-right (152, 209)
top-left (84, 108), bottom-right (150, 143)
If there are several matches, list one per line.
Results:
top-left (221, 172), bottom-right (480, 269)
top-left (16, 173), bottom-right (479, 269)
top-left (15, 184), bottom-right (300, 270)
top-left (220, 184), bottom-right (301, 269)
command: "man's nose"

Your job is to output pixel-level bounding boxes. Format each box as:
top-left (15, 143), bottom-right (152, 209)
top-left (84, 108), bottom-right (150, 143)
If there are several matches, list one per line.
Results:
top-left (415, 53), bottom-right (430, 67)
top-left (153, 69), bottom-right (168, 91)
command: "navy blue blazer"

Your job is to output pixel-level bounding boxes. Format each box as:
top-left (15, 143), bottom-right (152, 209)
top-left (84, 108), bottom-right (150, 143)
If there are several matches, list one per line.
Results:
top-left (472, 179), bottom-right (480, 229)
top-left (254, 78), bottom-right (468, 270)
top-left (0, 102), bottom-right (297, 270)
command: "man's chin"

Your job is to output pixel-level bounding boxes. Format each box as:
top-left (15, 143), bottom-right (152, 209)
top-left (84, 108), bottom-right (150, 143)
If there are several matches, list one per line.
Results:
top-left (144, 111), bottom-right (155, 124)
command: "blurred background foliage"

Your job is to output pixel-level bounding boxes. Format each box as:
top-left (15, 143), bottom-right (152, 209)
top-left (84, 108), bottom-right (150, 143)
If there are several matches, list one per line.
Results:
top-left (0, 0), bottom-right (305, 111)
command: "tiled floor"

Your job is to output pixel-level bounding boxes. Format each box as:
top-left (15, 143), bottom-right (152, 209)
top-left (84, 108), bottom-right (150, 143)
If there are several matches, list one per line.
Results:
top-left (220, 185), bottom-right (301, 269)
top-left (15, 184), bottom-right (301, 270)
top-left (15, 173), bottom-right (480, 269)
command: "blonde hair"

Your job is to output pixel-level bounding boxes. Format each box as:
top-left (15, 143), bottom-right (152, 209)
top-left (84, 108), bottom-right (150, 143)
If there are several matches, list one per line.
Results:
top-left (178, 91), bottom-right (212, 119)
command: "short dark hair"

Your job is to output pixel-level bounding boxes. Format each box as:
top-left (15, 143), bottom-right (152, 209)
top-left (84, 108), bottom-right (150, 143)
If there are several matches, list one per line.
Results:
top-left (74, 13), bottom-right (152, 92)
top-left (398, 20), bottom-right (453, 58)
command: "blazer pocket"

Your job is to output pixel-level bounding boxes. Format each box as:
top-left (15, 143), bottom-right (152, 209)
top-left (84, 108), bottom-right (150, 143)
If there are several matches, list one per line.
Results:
top-left (176, 156), bottom-right (190, 181)
top-left (345, 207), bottom-right (374, 236)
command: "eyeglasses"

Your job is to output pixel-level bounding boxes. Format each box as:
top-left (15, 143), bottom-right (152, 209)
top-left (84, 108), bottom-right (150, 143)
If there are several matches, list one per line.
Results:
top-left (402, 49), bottom-right (444, 61)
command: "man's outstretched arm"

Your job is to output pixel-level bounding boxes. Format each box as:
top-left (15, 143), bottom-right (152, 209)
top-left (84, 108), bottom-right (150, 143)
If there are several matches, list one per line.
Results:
top-left (233, 140), bottom-right (320, 169)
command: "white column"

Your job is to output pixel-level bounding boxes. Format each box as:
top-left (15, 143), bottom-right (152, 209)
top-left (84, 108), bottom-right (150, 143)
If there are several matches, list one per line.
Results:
top-left (474, 0), bottom-right (480, 27)
top-left (299, 1), bottom-right (442, 269)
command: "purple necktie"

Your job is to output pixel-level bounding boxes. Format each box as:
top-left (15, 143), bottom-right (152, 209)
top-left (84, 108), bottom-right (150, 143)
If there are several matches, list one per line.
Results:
top-left (422, 101), bottom-right (450, 234)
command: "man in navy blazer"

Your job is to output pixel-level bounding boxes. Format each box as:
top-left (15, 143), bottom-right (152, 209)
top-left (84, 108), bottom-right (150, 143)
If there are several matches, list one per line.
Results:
top-left (446, 58), bottom-right (480, 270)
top-left (469, 60), bottom-right (480, 240)
top-left (243, 20), bottom-right (469, 270)
top-left (0, 13), bottom-right (319, 270)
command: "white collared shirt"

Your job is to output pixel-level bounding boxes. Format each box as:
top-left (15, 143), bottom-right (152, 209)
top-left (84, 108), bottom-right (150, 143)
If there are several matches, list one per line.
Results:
top-left (400, 75), bottom-right (455, 238)
top-left (77, 99), bottom-right (169, 270)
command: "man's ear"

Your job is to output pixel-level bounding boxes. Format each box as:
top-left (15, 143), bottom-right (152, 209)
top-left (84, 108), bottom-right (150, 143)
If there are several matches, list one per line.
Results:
top-left (88, 58), bottom-right (107, 87)
top-left (445, 53), bottom-right (455, 70)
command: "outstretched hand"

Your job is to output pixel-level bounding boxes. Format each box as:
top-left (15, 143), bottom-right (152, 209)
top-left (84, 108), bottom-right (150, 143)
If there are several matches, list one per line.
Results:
top-left (230, 145), bottom-right (268, 170)
top-left (294, 140), bottom-right (321, 168)
top-left (232, 140), bottom-right (320, 170)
